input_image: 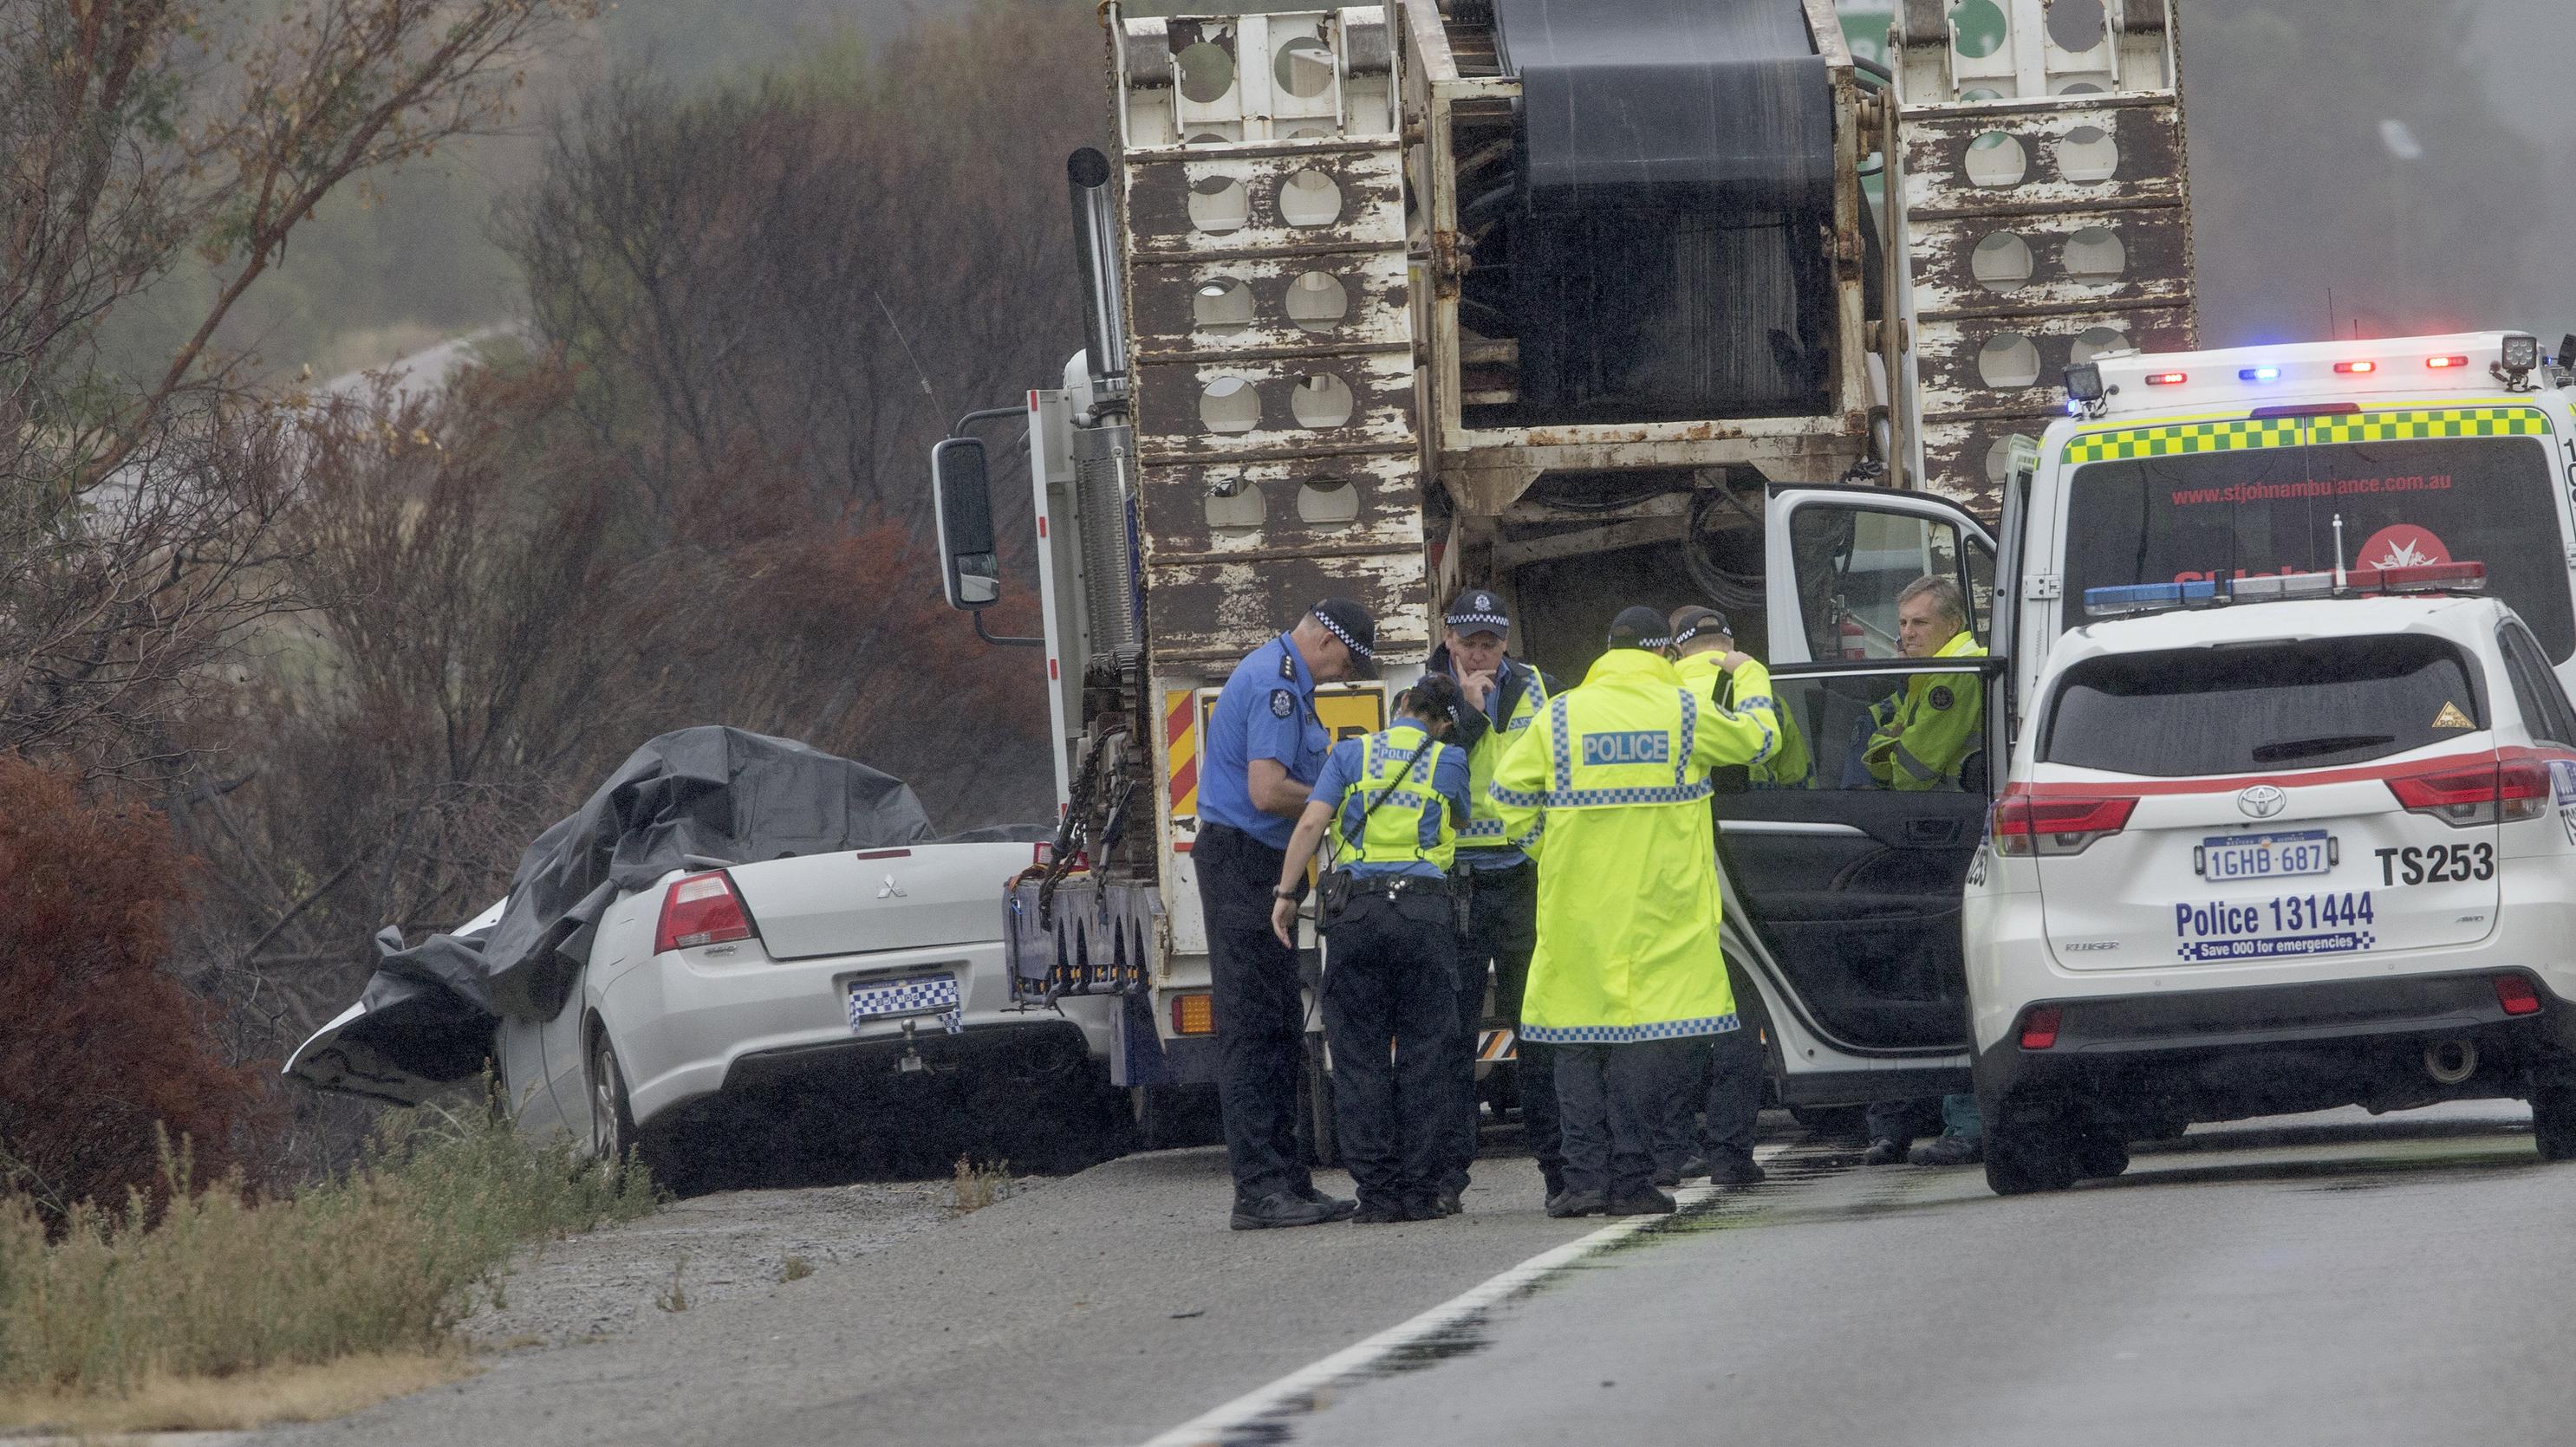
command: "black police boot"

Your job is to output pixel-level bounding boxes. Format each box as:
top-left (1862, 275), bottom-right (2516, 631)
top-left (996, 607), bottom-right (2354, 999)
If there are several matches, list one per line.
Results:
top-left (1606, 1185), bottom-right (1678, 1217)
top-left (1433, 1187), bottom-right (1463, 1217)
top-left (1295, 1184), bottom-right (1359, 1222)
top-left (1675, 1153), bottom-right (1710, 1182)
top-left (1540, 1165), bottom-right (1567, 1200)
top-left (1350, 1200), bottom-right (1411, 1225)
top-left (1861, 1137), bottom-right (1907, 1166)
top-left (1231, 1191), bottom-right (1337, 1230)
top-left (1705, 1152), bottom-right (1766, 1186)
top-left (1544, 1188), bottom-right (1608, 1218)
top-left (1649, 1165), bottom-right (1682, 1189)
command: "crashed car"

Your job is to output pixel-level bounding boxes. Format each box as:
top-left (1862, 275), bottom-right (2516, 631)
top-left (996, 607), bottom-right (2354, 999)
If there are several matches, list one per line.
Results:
top-left (286, 727), bottom-right (1114, 1166)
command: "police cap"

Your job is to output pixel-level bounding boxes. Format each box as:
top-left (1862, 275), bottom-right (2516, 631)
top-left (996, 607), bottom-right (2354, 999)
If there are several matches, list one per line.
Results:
top-left (1606, 606), bottom-right (1672, 652)
top-left (1443, 587), bottom-right (1511, 638)
top-left (1310, 597), bottom-right (1378, 678)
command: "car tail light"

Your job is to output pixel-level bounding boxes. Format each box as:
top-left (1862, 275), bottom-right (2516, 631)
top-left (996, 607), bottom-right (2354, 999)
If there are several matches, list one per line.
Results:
top-left (2496, 975), bottom-right (2542, 1016)
top-left (2019, 1004), bottom-right (2065, 1050)
top-left (2387, 759), bottom-right (2544, 827)
top-left (1992, 791), bottom-right (2137, 856)
top-left (654, 871), bottom-right (756, 952)
top-left (1171, 993), bottom-right (1216, 1035)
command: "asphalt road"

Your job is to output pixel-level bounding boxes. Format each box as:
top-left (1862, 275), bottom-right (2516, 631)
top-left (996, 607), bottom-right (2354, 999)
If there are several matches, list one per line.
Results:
top-left (1283, 1104), bottom-right (2566, 1447)
top-left (256, 1104), bottom-right (2566, 1447)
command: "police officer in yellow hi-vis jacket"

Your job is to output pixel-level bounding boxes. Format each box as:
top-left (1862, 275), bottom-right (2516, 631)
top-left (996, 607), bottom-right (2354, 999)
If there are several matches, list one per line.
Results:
top-left (1426, 587), bottom-right (1562, 1204)
top-left (1490, 607), bottom-right (1782, 1217)
top-left (1272, 675), bottom-right (1474, 1223)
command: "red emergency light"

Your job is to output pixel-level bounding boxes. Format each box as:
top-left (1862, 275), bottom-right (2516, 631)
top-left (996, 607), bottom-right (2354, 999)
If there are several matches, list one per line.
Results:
top-left (2427, 355), bottom-right (2470, 369)
top-left (2145, 371), bottom-right (2188, 386)
top-left (2334, 360), bottom-right (2377, 374)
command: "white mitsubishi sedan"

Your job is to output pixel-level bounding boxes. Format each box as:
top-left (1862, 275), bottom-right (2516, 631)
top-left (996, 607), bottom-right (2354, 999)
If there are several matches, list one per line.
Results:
top-left (1965, 566), bottom-right (2576, 1193)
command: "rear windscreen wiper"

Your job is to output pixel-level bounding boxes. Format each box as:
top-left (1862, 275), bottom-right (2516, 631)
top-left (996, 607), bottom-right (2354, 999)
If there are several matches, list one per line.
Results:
top-left (2250, 734), bottom-right (2397, 764)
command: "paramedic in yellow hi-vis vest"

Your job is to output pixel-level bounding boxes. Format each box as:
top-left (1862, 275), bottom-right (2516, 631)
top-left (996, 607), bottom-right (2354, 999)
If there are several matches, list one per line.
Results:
top-left (1270, 675), bottom-right (1475, 1223)
top-left (1489, 607), bottom-right (1782, 1218)
top-left (1862, 576), bottom-right (1986, 793)
top-left (1857, 575), bottom-right (1991, 1169)
top-left (1425, 587), bottom-right (1562, 1206)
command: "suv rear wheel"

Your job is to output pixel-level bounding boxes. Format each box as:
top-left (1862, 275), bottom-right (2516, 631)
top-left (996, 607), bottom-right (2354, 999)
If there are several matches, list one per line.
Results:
top-left (2529, 1076), bottom-right (2576, 1161)
top-left (1983, 1113), bottom-right (2079, 1196)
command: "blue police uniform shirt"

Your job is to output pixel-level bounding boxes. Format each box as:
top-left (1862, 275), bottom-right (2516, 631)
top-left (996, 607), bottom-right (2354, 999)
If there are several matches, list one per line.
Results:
top-left (1309, 722), bottom-right (1473, 879)
top-left (1200, 633), bottom-right (1331, 851)
top-left (1435, 653), bottom-right (1533, 872)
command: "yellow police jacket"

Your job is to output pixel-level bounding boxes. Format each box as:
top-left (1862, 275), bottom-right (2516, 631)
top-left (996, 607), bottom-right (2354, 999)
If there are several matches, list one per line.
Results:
top-left (1864, 630), bottom-right (1986, 791)
top-left (1675, 650), bottom-right (1811, 787)
top-left (1453, 662), bottom-right (1549, 855)
top-left (1487, 648), bottom-right (1781, 1043)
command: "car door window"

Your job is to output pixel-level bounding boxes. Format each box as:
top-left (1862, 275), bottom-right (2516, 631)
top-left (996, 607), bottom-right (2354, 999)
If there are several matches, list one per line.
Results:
top-left (1787, 507), bottom-right (1987, 661)
top-left (2501, 622), bottom-right (2576, 744)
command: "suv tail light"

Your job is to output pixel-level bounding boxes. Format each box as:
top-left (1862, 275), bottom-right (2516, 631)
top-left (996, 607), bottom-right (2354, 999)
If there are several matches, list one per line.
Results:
top-left (2387, 759), bottom-right (2547, 827)
top-left (655, 871), bottom-right (757, 952)
top-left (1992, 791), bottom-right (2137, 856)
top-left (2495, 974), bottom-right (2542, 1016)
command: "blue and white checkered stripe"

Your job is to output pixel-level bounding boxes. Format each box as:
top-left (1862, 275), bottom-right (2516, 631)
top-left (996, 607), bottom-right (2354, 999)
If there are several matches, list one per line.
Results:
top-left (846, 975), bottom-right (964, 1035)
top-left (1675, 688), bottom-right (1697, 788)
top-left (1521, 1013), bottom-right (1741, 1044)
top-left (1731, 692), bottom-right (1779, 764)
top-left (1458, 817), bottom-right (1508, 840)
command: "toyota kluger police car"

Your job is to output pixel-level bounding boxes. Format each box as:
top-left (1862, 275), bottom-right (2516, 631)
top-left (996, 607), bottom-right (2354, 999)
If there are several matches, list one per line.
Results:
top-left (1961, 563), bottom-right (2576, 1193)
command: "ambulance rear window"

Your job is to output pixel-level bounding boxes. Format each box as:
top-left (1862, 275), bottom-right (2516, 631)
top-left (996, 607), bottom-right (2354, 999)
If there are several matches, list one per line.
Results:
top-left (2059, 436), bottom-right (2572, 662)
top-left (2041, 635), bottom-right (2486, 778)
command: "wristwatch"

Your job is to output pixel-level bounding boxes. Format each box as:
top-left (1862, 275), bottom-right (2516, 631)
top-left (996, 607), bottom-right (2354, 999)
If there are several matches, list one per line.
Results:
top-left (1272, 886), bottom-right (1299, 900)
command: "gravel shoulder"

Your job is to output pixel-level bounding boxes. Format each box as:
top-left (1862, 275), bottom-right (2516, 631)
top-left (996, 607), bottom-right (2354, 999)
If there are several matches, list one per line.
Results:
top-left (256, 1139), bottom-right (1607, 1447)
top-left (456, 1177), bottom-right (1009, 1350)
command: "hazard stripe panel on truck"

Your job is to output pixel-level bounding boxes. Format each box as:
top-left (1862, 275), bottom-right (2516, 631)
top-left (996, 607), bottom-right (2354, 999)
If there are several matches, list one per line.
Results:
top-left (2064, 405), bottom-right (2553, 464)
top-left (1163, 685), bottom-right (1389, 832)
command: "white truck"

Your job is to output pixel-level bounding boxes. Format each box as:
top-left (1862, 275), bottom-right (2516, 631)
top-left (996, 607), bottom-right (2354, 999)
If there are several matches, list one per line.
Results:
top-left (928, 0), bottom-right (2200, 1142)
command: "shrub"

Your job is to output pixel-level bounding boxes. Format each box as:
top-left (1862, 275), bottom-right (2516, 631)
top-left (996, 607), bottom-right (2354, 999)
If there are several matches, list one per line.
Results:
top-left (0, 756), bottom-right (269, 1223)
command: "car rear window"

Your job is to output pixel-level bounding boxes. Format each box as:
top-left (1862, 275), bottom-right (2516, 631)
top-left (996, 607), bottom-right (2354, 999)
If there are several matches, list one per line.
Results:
top-left (2042, 635), bottom-right (2486, 777)
top-left (2059, 435), bottom-right (2574, 662)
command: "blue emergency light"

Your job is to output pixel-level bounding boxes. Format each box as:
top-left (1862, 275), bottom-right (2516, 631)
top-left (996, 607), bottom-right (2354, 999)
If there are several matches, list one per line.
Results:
top-left (2083, 581), bottom-right (2218, 618)
top-left (2239, 366), bottom-right (2282, 383)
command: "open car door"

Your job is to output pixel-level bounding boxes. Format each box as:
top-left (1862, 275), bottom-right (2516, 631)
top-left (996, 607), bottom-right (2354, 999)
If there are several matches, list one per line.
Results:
top-left (1715, 484), bottom-right (2008, 1107)
top-left (282, 900), bottom-right (510, 1107)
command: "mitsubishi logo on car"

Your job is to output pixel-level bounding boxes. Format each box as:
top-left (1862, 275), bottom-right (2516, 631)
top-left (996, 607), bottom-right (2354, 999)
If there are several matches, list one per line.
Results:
top-left (2237, 784), bottom-right (2287, 820)
top-left (877, 873), bottom-right (907, 899)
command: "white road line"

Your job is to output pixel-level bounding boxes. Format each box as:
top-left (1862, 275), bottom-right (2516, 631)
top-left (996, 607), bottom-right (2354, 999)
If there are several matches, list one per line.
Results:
top-left (1136, 1143), bottom-right (1790, 1447)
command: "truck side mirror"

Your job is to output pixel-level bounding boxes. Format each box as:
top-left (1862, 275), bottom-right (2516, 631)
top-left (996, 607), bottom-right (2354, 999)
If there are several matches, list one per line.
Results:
top-left (930, 437), bottom-right (1001, 610)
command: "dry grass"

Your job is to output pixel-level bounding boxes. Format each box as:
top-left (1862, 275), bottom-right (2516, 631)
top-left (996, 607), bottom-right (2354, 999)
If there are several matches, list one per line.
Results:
top-left (0, 1102), bottom-right (657, 1431)
top-left (949, 1156), bottom-right (1012, 1213)
top-left (777, 1256), bottom-right (814, 1283)
top-left (0, 1351), bottom-right (478, 1436)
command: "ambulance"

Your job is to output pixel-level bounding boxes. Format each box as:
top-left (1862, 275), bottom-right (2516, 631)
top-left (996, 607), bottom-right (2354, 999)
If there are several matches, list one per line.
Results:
top-left (1731, 331), bottom-right (2576, 1184)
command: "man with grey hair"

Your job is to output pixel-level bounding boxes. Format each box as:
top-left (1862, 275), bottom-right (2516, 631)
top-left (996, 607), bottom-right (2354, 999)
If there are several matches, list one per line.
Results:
top-left (1860, 575), bottom-right (1983, 793)
top-left (1856, 574), bottom-right (1987, 1165)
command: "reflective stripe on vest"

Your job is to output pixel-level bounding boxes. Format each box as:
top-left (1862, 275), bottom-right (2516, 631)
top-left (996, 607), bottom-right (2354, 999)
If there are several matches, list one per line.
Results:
top-left (1456, 665), bottom-right (1549, 846)
top-left (1336, 730), bottom-right (1459, 869)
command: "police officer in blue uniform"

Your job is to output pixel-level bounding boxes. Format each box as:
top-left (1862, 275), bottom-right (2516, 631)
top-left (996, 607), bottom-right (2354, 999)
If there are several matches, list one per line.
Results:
top-left (1268, 673), bottom-right (1474, 1222)
top-left (1197, 598), bottom-right (1378, 1230)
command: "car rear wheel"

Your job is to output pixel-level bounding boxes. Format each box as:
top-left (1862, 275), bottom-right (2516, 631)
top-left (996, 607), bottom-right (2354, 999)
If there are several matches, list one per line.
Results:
top-left (2528, 1076), bottom-right (2576, 1161)
top-left (589, 1031), bottom-right (639, 1168)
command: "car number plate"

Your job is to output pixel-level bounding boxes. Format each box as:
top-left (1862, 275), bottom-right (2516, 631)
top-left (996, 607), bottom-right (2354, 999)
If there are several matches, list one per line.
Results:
top-left (2195, 830), bottom-right (2333, 882)
top-left (845, 974), bottom-right (961, 1033)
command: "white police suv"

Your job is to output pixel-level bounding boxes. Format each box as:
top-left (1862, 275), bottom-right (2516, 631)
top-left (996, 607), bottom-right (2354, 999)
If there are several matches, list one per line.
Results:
top-left (1961, 563), bottom-right (2576, 1192)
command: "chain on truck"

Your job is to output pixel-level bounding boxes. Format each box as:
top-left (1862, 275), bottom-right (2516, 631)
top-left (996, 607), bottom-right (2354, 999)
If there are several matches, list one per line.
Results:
top-left (926, 0), bottom-right (2202, 1147)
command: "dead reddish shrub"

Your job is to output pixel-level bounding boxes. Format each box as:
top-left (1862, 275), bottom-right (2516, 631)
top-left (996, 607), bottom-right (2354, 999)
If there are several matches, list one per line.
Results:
top-left (0, 757), bottom-right (269, 1222)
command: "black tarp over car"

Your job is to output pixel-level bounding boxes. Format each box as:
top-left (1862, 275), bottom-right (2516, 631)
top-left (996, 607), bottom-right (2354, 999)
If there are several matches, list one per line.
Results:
top-left (334, 727), bottom-right (937, 1084)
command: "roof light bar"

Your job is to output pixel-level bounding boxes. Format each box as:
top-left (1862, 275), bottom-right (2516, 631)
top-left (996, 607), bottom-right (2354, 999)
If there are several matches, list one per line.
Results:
top-left (2227, 571), bottom-right (2339, 602)
top-left (2379, 561), bottom-right (2488, 593)
top-left (2334, 360), bottom-right (2377, 374)
top-left (2239, 367), bottom-right (2282, 383)
top-left (2083, 581), bottom-right (2217, 618)
top-left (2428, 354), bottom-right (2469, 369)
top-left (2145, 371), bottom-right (2188, 386)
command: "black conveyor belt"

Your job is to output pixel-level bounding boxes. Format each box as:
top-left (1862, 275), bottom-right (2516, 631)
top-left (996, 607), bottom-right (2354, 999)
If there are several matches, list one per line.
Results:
top-left (1485, 0), bottom-right (1838, 424)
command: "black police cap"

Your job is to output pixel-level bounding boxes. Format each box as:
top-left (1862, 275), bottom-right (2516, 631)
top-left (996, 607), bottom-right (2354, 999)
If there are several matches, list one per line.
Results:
top-left (1606, 606), bottom-right (1672, 651)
